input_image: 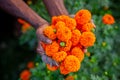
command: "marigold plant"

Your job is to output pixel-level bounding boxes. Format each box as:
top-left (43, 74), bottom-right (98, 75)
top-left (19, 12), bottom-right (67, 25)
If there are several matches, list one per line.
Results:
top-left (102, 14), bottom-right (115, 24)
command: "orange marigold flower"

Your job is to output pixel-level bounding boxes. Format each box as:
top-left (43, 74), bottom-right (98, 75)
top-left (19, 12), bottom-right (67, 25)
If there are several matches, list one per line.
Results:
top-left (45, 41), bottom-right (59, 56)
top-left (44, 26), bottom-right (56, 40)
top-left (20, 70), bottom-right (31, 80)
top-left (60, 62), bottom-right (70, 75)
top-left (65, 76), bottom-right (74, 80)
top-left (22, 23), bottom-right (31, 33)
top-left (81, 22), bottom-right (94, 32)
top-left (18, 18), bottom-right (26, 24)
top-left (27, 61), bottom-right (34, 69)
top-left (56, 22), bottom-right (72, 42)
top-left (59, 40), bottom-right (72, 52)
top-left (46, 64), bottom-right (58, 71)
top-left (52, 51), bottom-right (67, 62)
top-left (102, 14), bottom-right (115, 24)
top-left (71, 29), bottom-right (81, 46)
top-left (71, 47), bottom-right (84, 62)
top-left (65, 18), bottom-right (76, 30)
top-left (80, 32), bottom-right (96, 47)
top-left (52, 15), bottom-right (69, 25)
top-left (75, 9), bottom-right (91, 25)
top-left (64, 55), bottom-right (80, 72)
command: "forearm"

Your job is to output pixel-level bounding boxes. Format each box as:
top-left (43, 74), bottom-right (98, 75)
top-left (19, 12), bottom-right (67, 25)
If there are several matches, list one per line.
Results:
top-left (42, 0), bottom-right (69, 16)
top-left (0, 0), bottom-right (48, 29)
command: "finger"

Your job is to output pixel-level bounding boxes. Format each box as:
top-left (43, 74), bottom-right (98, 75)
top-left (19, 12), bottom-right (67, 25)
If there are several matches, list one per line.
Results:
top-left (41, 54), bottom-right (59, 67)
top-left (37, 42), bottom-right (45, 56)
top-left (37, 34), bottom-right (52, 44)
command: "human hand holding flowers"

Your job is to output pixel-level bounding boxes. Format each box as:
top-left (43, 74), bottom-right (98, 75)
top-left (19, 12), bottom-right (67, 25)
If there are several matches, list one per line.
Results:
top-left (36, 24), bottom-right (59, 66)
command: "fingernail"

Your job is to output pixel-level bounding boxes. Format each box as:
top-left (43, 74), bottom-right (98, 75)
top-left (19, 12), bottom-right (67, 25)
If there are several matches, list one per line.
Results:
top-left (47, 39), bottom-right (52, 43)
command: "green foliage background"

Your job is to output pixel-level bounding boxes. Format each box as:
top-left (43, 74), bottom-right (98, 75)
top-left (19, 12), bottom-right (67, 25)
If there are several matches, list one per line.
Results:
top-left (1, 0), bottom-right (120, 80)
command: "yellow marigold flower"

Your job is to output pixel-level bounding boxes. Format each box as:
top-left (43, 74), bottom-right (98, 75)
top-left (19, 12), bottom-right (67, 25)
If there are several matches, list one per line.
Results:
top-left (59, 40), bottom-right (72, 52)
top-left (75, 9), bottom-right (92, 25)
top-left (81, 22), bottom-right (94, 32)
top-left (60, 62), bottom-right (70, 75)
top-left (102, 14), bottom-right (115, 25)
top-left (20, 70), bottom-right (31, 80)
top-left (65, 76), bottom-right (74, 80)
top-left (80, 32), bottom-right (96, 47)
top-left (71, 47), bottom-right (84, 62)
top-left (56, 22), bottom-right (72, 42)
top-left (71, 29), bottom-right (81, 46)
top-left (52, 51), bottom-right (67, 62)
top-left (44, 26), bottom-right (56, 40)
top-left (46, 64), bottom-right (58, 71)
top-left (64, 55), bottom-right (80, 72)
top-left (45, 41), bottom-right (59, 57)
top-left (27, 61), bottom-right (34, 69)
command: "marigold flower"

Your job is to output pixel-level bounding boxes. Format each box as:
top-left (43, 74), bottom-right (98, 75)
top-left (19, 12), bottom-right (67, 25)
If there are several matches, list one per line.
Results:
top-left (52, 15), bottom-right (69, 25)
top-left (56, 22), bottom-right (72, 42)
top-left (52, 51), bottom-right (67, 62)
top-left (65, 18), bottom-right (76, 30)
top-left (46, 64), bottom-right (58, 71)
top-left (64, 55), bottom-right (80, 72)
top-left (75, 9), bottom-right (91, 25)
top-left (102, 14), bottom-right (115, 24)
top-left (81, 22), bottom-right (94, 32)
top-left (27, 61), bottom-right (34, 69)
top-left (59, 40), bottom-right (72, 52)
top-left (22, 23), bottom-right (31, 33)
top-left (71, 29), bottom-right (81, 46)
top-left (44, 26), bottom-right (56, 40)
top-left (71, 47), bottom-right (84, 62)
top-left (52, 15), bottom-right (76, 30)
top-left (20, 70), bottom-right (31, 80)
top-left (65, 76), bottom-right (74, 80)
top-left (45, 41), bottom-right (59, 56)
top-left (60, 62), bottom-right (70, 75)
top-left (80, 32), bottom-right (96, 47)
top-left (18, 18), bottom-right (26, 24)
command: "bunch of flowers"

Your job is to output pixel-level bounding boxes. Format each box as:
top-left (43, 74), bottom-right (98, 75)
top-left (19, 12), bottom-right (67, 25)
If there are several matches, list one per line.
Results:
top-left (43, 9), bottom-right (96, 75)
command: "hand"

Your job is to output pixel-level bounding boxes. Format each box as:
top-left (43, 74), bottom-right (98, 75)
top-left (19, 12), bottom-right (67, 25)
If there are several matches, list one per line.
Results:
top-left (36, 24), bottom-right (59, 66)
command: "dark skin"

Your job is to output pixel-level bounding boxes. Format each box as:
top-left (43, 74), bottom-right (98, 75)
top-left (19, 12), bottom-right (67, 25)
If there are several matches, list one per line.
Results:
top-left (0, 0), bottom-right (68, 66)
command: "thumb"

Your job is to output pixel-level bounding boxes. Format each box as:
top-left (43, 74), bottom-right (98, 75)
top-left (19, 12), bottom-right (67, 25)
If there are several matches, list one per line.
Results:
top-left (37, 34), bottom-right (52, 44)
